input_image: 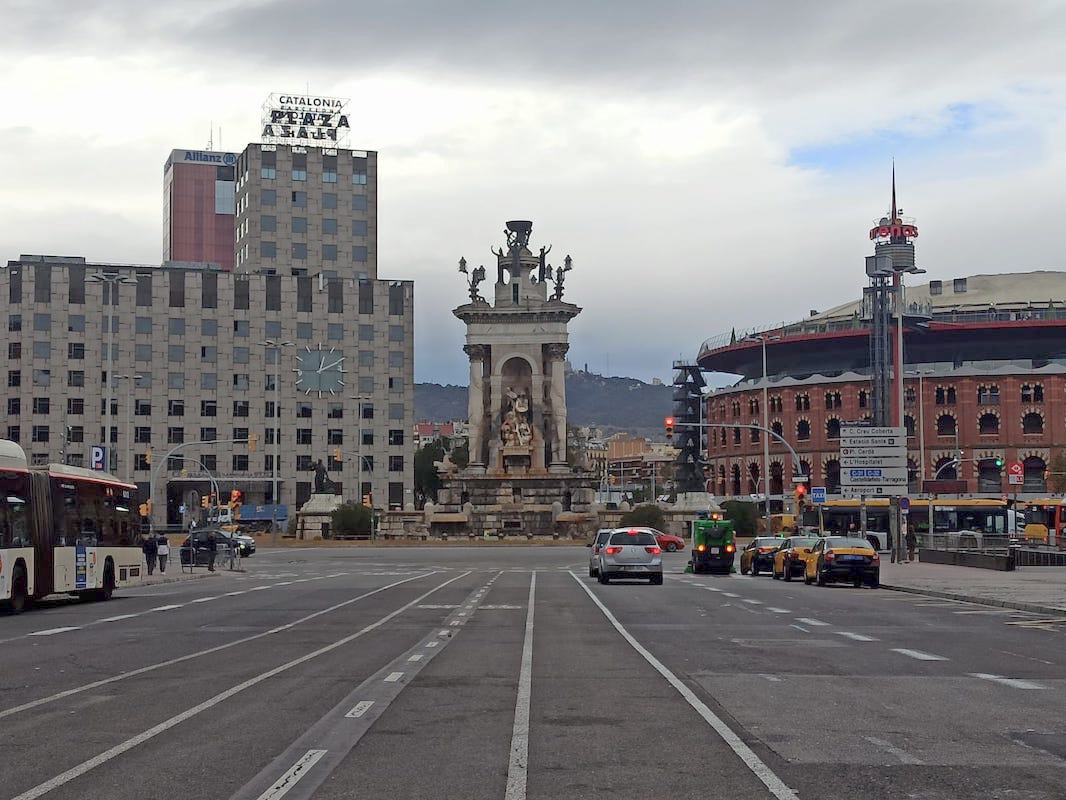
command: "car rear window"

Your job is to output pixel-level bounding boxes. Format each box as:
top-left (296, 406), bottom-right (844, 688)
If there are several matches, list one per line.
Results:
top-left (791, 537), bottom-right (820, 547)
top-left (755, 538), bottom-right (780, 546)
top-left (826, 537), bottom-right (873, 549)
top-left (609, 531), bottom-right (657, 545)
top-left (595, 530), bottom-right (614, 544)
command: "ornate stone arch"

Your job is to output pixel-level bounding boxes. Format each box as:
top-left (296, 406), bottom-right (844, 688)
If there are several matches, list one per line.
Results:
top-left (769, 459), bottom-right (784, 495)
top-left (935, 411), bottom-right (958, 436)
top-left (978, 408), bottom-right (1000, 435)
top-left (1022, 407), bottom-right (1045, 435)
top-left (825, 416), bottom-right (842, 440)
top-left (795, 416), bottom-right (811, 441)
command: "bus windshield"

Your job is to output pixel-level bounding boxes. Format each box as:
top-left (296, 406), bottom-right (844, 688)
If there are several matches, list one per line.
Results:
top-left (932, 506), bottom-right (1007, 534)
top-left (0, 471), bottom-right (32, 548)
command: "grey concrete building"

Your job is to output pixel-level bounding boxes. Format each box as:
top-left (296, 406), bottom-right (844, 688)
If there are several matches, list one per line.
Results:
top-left (0, 255), bottom-right (414, 528)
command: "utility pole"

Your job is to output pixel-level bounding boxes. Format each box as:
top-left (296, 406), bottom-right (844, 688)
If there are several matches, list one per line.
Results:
top-left (261, 339), bottom-right (293, 546)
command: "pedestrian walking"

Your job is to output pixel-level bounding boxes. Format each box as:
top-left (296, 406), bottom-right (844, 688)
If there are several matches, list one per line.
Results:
top-left (207, 531), bottom-right (218, 572)
top-left (156, 534), bottom-right (170, 574)
top-left (905, 526), bottom-right (919, 563)
top-left (142, 533), bottom-right (158, 575)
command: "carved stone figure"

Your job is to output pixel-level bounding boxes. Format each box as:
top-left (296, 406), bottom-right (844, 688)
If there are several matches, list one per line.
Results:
top-left (502, 387), bottom-right (532, 447)
top-left (314, 459), bottom-right (335, 494)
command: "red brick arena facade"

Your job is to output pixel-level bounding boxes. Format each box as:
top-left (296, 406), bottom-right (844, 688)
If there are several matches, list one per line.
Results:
top-left (698, 272), bottom-right (1066, 500)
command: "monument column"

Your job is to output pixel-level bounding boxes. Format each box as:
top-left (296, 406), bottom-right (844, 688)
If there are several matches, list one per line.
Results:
top-left (546, 343), bottom-right (569, 470)
top-left (464, 344), bottom-right (488, 473)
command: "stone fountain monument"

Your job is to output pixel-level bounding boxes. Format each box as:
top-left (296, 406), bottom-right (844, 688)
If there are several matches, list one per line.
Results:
top-left (425, 220), bottom-right (597, 538)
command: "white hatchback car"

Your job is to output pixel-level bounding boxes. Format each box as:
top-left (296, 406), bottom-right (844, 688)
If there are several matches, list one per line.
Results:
top-left (597, 529), bottom-right (663, 585)
top-left (588, 528), bottom-right (616, 578)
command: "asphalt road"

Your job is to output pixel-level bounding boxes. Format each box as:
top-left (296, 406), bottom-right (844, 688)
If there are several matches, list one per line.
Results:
top-left (2, 546), bottom-right (1064, 800)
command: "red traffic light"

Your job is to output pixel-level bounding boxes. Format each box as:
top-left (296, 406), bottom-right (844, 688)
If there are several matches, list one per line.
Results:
top-left (795, 484), bottom-right (807, 496)
top-left (664, 417), bottom-right (675, 427)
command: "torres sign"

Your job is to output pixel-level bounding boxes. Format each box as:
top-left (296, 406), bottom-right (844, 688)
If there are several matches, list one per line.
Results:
top-left (261, 93), bottom-right (350, 144)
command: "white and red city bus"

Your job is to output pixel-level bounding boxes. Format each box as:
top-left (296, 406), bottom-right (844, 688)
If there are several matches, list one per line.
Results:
top-left (0, 440), bottom-right (144, 612)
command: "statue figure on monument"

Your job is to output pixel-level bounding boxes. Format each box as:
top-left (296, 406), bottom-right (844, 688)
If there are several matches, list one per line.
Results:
top-left (458, 257), bottom-right (487, 303)
top-left (502, 387), bottom-right (532, 447)
top-left (313, 459), bottom-right (335, 494)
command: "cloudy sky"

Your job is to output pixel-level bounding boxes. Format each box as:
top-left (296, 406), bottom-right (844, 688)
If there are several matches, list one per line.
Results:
top-left (2, 1), bottom-right (1064, 385)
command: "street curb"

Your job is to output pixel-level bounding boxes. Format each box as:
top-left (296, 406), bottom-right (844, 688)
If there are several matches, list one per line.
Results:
top-left (142, 571), bottom-right (243, 587)
top-left (879, 582), bottom-right (1066, 617)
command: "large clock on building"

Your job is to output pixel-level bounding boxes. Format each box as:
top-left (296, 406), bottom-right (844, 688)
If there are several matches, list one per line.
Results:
top-left (294, 345), bottom-right (346, 397)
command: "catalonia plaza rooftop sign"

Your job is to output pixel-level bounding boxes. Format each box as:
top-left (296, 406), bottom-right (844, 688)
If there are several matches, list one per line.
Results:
top-left (261, 93), bottom-right (350, 145)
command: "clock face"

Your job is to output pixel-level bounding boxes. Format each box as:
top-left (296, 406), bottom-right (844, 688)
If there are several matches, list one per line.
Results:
top-left (294, 345), bottom-right (346, 397)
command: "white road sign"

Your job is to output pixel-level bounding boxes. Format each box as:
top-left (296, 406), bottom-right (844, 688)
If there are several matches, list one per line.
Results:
top-left (841, 455), bottom-right (908, 469)
top-left (840, 436), bottom-right (904, 448)
top-left (840, 426), bottom-right (906, 438)
top-left (840, 446), bottom-right (906, 457)
top-left (842, 485), bottom-right (906, 498)
top-left (845, 467), bottom-right (908, 482)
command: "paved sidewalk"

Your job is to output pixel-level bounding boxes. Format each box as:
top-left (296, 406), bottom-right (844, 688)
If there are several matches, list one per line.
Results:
top-left (878, 558), bottom-right (1066, 615)
top-left (140, 567), bottom-right (238, 587)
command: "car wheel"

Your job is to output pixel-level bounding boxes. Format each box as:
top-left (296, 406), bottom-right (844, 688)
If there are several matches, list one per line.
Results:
top-left (8, 564), bottom-right (29, 613)
top-left (95, 560), bottom-right (116, 601)
top-left (666, 542), bottom-right (678, 552)
top-left (868, 578), bottom-right (880, 589)
top-left (803, 569), bottom-right (813, 585)
top-left (751, 562), bottom-right (760, 576)
top-left (852, 576), bottom-right (862, 588)
top-left (816, 561), bottom-right (827, 586)
top-left (783, 563), bottom-right (793, 582)
top-left (589, 566), bottom-right (596, 577)
top-left (598, 572), bottom-right (609, 585)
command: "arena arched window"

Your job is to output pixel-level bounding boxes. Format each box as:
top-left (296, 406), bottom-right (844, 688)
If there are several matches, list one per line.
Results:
top-left (904, 415), bottom-right (915, 437)
top-left (1023, 412), bottom-right (1044, 435)
top-left (935, 386), bottom-right (956, 405)
top-left (770, 396), bottom-right (783, 413)
top-left (979, 413), bottom-right (999, 435)
top-left (1021, 384), bottom-right (1044, 403)
top-left (904, 387), bottom-right (916, 407)
top-left (748, 463), bottom-right (760, 494)
top-left (731, 464), bottom-right (742, 495)
top-left (824, 391), bottom-right (841, 410)
top-left (797, 420), bottom-right (811, 441)
top-left (826, 418), bottom-right (841, 440)
top-left (795, 393), bottom-right (810, 411)
top-left (749, 397), bottom-right (760, 415)
top-left (907, 459), bottom-right (919, 493)
top-left (858, 389), bottom-right (869, 409)
top-left (824, 459), bottom-right (841, 493)
top-left (732, 400), bottom-right (741, 418)
top-left (750, 426), bottom-right (760, 444)
top-left (770, 462), bottom-right (784, 495)
top-left (733, 426), bottom-right (741, 444)
top-left (771, 420), bottom-right (783, 438)
top-left (977, 385), bottom-right (1000, 405)
top-left (1023, 457), bottom-right (1047, 491)
top-left (936, 414), bottom-right (956, 436)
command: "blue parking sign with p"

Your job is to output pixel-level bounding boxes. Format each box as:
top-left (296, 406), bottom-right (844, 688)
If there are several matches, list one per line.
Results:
top-left (90, 445), bottom-right (106, 471)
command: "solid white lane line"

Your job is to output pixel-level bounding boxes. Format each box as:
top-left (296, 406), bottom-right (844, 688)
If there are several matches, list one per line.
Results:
top-left (721, 592), bottom-right (740, 598)
top-left (149, 604), bottom-right (183, 612)
top-left (767, 608), bottom-right (790, 614)
top-left (760, 674), bottom-right (782, 682)
top-left (95, 614), bottom-right (139, 623)
top-left (344, 701), bottom-right (374, 718)
top-left (704, 587), bottom-right (722, 592)
top-left (189, 597), bottom-right (218, 603)
top-left (225, 591), bottom-right (247, 596)
top-left (0, 571), bottom-right (442, 722)
top-left (789, 624), bottom-right (810, 633)
top-left (8, 572), bottom-right (468, 800)
top-left (254, 749), bottom-right (327, 800)
top-left (891, 648), bottom-right (948, 661)
top-left (835, 632), bottom-right (878, 642)
top-left (741, 599), bottom-right (763, 605)
top-left (570, 572), bottom-right (799, 800)
top-left (863, 736), bottom-right (923, 765)
top-left (28, 627), bottom-right (80, 637)
top-left (383, 672), bottom-right (404, 683)
top-left (795, 618), bottom-right (829, 626)
top-left (968, 673), bottom-right (1047, 690)
top-left (504, 571), bottom-right (536, 800)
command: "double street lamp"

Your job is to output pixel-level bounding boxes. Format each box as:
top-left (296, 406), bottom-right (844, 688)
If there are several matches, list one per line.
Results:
top-left (89, 271), bottom-right (135, 473)
top-left (260, 339), bottom-right (294, 545)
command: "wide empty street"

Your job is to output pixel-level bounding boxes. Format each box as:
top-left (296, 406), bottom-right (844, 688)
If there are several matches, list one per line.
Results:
top-left (2, 546), bottom-right (1064, 800)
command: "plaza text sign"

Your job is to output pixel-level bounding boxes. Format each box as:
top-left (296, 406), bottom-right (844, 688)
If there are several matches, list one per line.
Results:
top-left (262, 93), bottom-right (350, 144)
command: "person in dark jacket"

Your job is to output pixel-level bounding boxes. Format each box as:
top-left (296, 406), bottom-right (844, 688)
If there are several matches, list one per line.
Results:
top-left (206, 531), bottom-right (218, 571)
top-left (905, 526), bottom-right (919, 563)
top-left (142, 534), bottom-right (159, 575)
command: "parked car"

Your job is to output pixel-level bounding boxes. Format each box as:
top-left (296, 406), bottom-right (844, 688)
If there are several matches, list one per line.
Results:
top-left (772, 536), bottom-right (821, 581)
top-left (653, 530), bottom-right (686, 552)
top-left (740, 537), bottom-right (783, 576)
top-left (597, 529), bottom-right (663, 585)
top-left (588, 528), bottom-right (616, 577)
top-left (804, 536), bottom-right (880, 588)
top-left (180, 528), bottom-right (242, 566)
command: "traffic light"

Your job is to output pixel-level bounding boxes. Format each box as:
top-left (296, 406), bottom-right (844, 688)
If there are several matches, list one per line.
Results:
top-left (362, 493), bottom-right (372, 508)
top-left (334, 447), bottom-right (342, 461)
top-left (664, 417), bottom-right (675, 441)
top-left (230, 489), bottom-right (243, 505)
top-left (138, 502), bottom-right (148, 517)
top-left (993, 457), bottom-right (1004, 468)
top-left (201, 495), bottom-right (209, 509)
top-left (249, 433), bottom-right (258, 452)
top-left (145, 447), bottom-right (152, 465)
top-left (181, 468), bottom-right (188, 478)
top-left (794, 483), bottom-right (808, 514)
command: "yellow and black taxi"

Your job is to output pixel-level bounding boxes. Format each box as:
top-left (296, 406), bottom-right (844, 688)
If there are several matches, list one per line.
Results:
top-left (740, 536), bottom-right (783, 576)
top-left (803, 536), bottom-right (879, 588)
top-left (771, 536), bottom-right (821, 581)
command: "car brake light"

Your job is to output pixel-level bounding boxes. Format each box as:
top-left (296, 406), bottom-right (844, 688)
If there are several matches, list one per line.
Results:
top-left (605, 546), bottom-right (622, 555)
top-left (758, 547), bottom-right (774, 554)
top-left (696, 544), bottom-right (707, 552)
top-left (725, 544), bottom-right (735, 553)
top-left (825, 550), bottom-right (835, 561)
top-left (646, 546), bottom-right (661, 555)
top-left (593, 546), bottom-right (600, 554)
top-left (870, 553), bottom-right (879, 563)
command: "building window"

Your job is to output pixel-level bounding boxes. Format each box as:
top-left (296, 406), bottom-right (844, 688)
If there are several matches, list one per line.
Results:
top-left (261, 241), bottom-right (277, 259)
top-left (297, 322), bottom-right (313, 339)
top-left (904, 387), bottom-right (916, 406)
top-left (797, 420), bottom-right (810, 440)
top-left (136, 316), bottom-right (152, 334)
top-left (8, 370), bottom-right (20, 387)
top-left (32, 425), bottom-right (49, 443)
top-left (33, 312), bottom-right (50, 331)
top-left (389, 284), bottom-right (404, 316)
top-left (297, 403), bottom-right (312, 419)
top-left (68, 370), bottom-right (85, 387)
top-left (323, 192), bottom-right (338, 209)
top-left (232, 454), bottom-right (249, 472)
top-left (1021, 384), bottom-right (1043, 403)
top-left (388, 429), bottom-right (404, 446)
top-left (929, 280), bottom-right (942, 295)
top-left (389, 456), bottom-right (404, 472)
top-left (233, 374), bottom-right (250, 390)
top-left (795, 394), bottom-right (810, 412)
top-left (8, 398), bottom-right (21, 415)
top-left (135, 426), bottom-right (152, 444)
top-left (201, 399), bottom-right (217, 416)
top-left (826, 418), bottom-right (841, 439)
top-left (261, 166), bottom-right (276, 179)
top-left (296, 429), bottom-right (312, 445)
top-left (977, 385), bottom-right (1000, 404)
top-left (167, 427), bottom-right (185, 444)
top-left (389, 377), bottom-right (403, 393)
top-left (936, 414), bottom-right (956, 436)
top-left (134, 399), bottom-right (150, 415)
top-left (979, 413), bottom-right (999, 435)
top-left (824, 391), bottom-right (841, 410)
top-left (352, 245), bottom-right (368, 263)
top-left (328, 403), bottom-right (343, 419)
top-left (292, 243), bottom-right (308, 260)
top-left (292, 191), bottom-right (307, 207)
top-left (323, 218), bottom-right (338, 235)
top-left (296, 455), bottom-right (314, 472)
top-left (234, 279), bottom-right (250, 310)
top-left (67, 397), bottom-right (84, 415)
top-left (327, 323), bottom-right (343, 340)
top-left (233, 400), bottom-right (250, 417)
top-left (389, 403), bottom-right (404, 420)
top-left (389, 325), bottom-right (404, 342)
top-left (904, 414), bottom-right (915, 437)
top-left (327, 429), bottom-right (343, 446)
top-left (858, 389), bottom-right (869, 408)
top-left (33, 341), bottom-right (50, 359)
top-left (67, 342), bottom-right (86, 360)
top-left (953, 278), bottom-right (967, 294)
top-left (935, 386), bottom-right (957, 405)
top-left (1023, 412), bottom-right (1044, 435)
top-left (32, 397), bottom-right (50, 414)
top-left (168, 345), bottom-right (184, 362)
top-left (168, 399), bottom-right (184, 416)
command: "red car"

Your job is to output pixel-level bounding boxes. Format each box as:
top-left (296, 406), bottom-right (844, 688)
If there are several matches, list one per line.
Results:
top-left (653, 530), bottom-right (686, 552)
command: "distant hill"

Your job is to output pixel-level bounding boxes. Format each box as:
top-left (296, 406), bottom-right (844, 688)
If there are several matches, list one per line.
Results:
top-left (415, 371), bottom-right (674, 439)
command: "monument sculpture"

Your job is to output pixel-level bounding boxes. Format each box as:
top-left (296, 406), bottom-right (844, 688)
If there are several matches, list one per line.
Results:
top-left (428, 220), bottom-right (596, 538)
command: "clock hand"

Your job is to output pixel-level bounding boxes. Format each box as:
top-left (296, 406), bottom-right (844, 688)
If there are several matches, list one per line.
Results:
top-left (320, 358), bottom-right (345, 372)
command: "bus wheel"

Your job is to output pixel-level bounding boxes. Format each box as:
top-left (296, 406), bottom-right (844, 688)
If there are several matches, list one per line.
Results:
top-left (9, 564), bottom-right (29, 613)
top-left (95, 560), bottom-right (116, 602)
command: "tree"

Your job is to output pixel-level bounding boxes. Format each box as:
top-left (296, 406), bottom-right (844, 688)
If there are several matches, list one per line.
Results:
top-left (721, 500), bottom-right (759, 535)
top-left (620, 504), bottom-right (665, 529)
top-left (414, 439), bottom-right (446, 506)
top-left (330, 503), bottom-right (371, 538)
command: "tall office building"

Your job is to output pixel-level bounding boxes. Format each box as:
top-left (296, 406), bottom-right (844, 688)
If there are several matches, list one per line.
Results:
top-left (163, 149), bottom-right (238, 271)
top-left (233, 144), bottom-right (376, 277)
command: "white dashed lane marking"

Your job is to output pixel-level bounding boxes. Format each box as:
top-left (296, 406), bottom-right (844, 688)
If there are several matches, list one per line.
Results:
top-left (28, 627), bottom-right (81, 636)
top-left (891, 648), bottom-right (949, 661)
top-left (968, 673), bottom-right (1047, 690)
top-left (795, 618), bottom-right (829, 627)
top-left (835, 631), bottom-right (878, 642)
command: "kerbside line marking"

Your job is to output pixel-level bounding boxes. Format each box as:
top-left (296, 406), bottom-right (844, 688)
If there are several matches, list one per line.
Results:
top-left (570, 571), bottom-right (799, 800)
top-left (8, 572), bottom-right (470, 800)
top-left (0, 571), bottom-right (442, 722)
top-left (255, 749), bottom-right (327, 800)
top-left (504, 572), bottom-right (536, 800)
top-left (28, 627), bottom-right (81, 637)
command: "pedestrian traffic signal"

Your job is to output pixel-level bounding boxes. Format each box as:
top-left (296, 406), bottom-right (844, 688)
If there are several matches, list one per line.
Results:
top-left (230, 489), bottom-right (243, 505)
top-left (664, 417), bottom-right (675, 441)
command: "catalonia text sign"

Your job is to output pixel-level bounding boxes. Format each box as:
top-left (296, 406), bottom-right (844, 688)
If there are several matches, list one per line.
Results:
top-left (261, 93), bottom-right (350, 145)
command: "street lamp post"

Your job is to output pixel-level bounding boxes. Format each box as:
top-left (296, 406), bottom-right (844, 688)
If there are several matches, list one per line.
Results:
top-left (89, 272), bottom-right (135, 473)
top-left (261, 339), bottom-right (294, 546)
top-left (743, 335), bottom-right (773, 533)
top-left (350, 395), bottom-right (371, 538)
top-left (114, 374), bottom-right (143, 483)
